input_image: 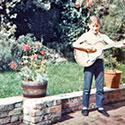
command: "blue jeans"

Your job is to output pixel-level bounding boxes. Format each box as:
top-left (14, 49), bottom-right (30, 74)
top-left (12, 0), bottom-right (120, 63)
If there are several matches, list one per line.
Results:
top-left (82, 59), bottom-right (104, 108)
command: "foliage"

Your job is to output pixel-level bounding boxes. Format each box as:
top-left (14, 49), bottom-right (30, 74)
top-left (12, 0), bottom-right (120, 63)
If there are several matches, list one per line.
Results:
top-left (0, 33), bottom-right (13, 71)
top-left (98, 0), bottom-right (125, 62)
top-left (0, 42), bottom-right (12, 70)
top-left (0, 0), bottom-right (62, 43)
top-left (59, 1), bottom-right (90, 46)
top-left (0, 32), bottom-right (23, 71)
top-left (104, 50), bottom-right (120, 70)
top-left (99, 0), bottom-right (125, 40)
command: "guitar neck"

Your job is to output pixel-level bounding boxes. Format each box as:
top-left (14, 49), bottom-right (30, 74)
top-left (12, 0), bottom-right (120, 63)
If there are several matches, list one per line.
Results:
top-left (103, 41), bottom-right (125, 51)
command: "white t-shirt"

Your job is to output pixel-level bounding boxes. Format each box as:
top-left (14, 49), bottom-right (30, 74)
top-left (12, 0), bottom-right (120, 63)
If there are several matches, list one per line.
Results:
top-left (75, 31), bottom-right (114, 59)
top-left (76, 31), bottom-right (114, 45)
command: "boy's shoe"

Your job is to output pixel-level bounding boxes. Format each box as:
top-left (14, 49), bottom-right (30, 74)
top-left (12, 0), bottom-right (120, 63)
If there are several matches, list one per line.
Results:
top-left (98, 109), bottom-right (110, 117)
top-left (81, 109), bottom-right (88, 116)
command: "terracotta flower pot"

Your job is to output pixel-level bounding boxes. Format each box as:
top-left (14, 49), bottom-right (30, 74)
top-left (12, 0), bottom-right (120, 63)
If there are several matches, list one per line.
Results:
top-left (104, 70), bottom-right (122, 88)
top-left (21, 81), bottom-right (48, 98)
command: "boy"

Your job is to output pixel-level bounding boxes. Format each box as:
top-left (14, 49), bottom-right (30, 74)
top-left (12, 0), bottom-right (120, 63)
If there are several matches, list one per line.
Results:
top-left (72, 15), bottom-right (123, 117)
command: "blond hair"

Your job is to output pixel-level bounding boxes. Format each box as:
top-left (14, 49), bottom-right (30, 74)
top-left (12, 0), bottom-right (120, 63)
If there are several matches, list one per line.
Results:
top-left (88, 15), bottom-right (101, 25)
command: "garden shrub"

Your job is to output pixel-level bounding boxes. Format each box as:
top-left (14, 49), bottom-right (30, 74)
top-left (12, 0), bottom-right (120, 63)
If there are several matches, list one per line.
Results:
top-left (0, 34), bottom-right (12, 70)
top-left (0, 32), bottom-right (23, 70)
top-left (98, 0), bottom-right (125, 63)
top-left (0, 0), bottom-right (62, 44)
top-left (0, 0), bottom-right (124, 63)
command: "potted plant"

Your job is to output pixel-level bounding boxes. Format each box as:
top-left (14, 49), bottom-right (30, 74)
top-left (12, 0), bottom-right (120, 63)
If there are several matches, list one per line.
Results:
top-left (10, 41), bottom-right (48, 98)
top-left (104, 52), bottom-right (122, 88)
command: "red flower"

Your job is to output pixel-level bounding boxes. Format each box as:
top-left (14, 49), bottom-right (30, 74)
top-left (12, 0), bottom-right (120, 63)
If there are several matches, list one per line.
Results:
top-left (22, 44), bottom-right (31, 51)
top-left (10, 61), bottom-right (17, 70)
top-left (88, 1), bottom-right (93, 7)
top-left (75, 3), bottom-right (79, 7)
top-left (40, 50), bottom-right (45, 55)
top-left (36, 42), bottom-right (40, 47)
top-left (32, 54), bottom-right (37, 59)
top-left (26, 45), bottom-right (31, 50)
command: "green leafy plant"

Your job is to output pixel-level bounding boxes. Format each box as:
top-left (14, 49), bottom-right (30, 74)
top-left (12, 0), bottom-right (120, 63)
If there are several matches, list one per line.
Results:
top-left (0, 33), bottom-right (13, 71)
top-left (99, 0), bottom-right (125, 62)
top-left (0, 43), bottom-right (12, 70)
top-left (104, 50), bottom-right (120, 71)
top-left (10, 40), bottom-right (48, 84)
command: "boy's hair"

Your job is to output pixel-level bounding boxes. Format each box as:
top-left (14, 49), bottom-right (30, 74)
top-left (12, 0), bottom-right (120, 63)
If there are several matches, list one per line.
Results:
top-left (88, 15), bottom-right (101, 25)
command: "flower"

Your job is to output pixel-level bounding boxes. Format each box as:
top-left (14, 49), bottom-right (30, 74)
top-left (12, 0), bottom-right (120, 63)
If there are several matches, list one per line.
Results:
top-left (22, 44), bottom-right (31, 51)
top-left (75, 3), bottom-right (79, 7)
top-left (10, 41), bottom-right (48, 84)
top-left (32, 54), bottom-right (37, 59)
top-left (88, 1), bottom-right (93, 7)
top-left (36, 42), bottom-right (41, 47)
top-left (40, 50), bottom-right (45, 55)
top-left (86, 0), bottom-right (95, 7)
top-left (9, 61), bottom-right (17, 70)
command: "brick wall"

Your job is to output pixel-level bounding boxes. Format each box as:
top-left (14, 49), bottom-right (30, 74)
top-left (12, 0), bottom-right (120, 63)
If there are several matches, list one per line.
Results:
top-left (0, 96), bottom-right (23, 125)
top-left (0, 85), bottom-right (125, 124)
top-left (23, 84), bottom-right (125, 124)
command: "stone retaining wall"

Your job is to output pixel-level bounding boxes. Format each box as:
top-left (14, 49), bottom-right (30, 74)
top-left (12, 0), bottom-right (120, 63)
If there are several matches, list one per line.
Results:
top-left (0, 96), bottom-right (23, 125)
top-left (0, 85), bottom-right (125, 124)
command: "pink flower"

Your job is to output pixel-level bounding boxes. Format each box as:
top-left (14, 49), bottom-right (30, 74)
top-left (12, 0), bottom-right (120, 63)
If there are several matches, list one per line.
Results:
top-left (75, 3), bottom-right (79, 7)
top-left (32, 54), bottom-right (37, 59)
top-left (88, 1), bottom-right (93, 7)
top-left (10, 61), bottom-right (17, 70)
top-left (36, 42), bottom-right (40, 47)
top-left (40, 50), bottom-right (45, 55)
top-left (22, 44), bottom-right (31, 51)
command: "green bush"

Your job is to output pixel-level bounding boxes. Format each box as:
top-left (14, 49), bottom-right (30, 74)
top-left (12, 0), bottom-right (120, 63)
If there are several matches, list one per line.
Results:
top-left (0, 43), bottom-right (12, 70)
top-left (59, 1), bottom-right (89, 45)
top-left (99, 0), bottom-right (125, 62)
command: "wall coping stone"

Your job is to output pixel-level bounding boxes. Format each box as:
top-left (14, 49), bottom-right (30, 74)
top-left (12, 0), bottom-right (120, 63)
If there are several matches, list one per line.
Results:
top-left (23, 84), bottom-right (125, 105)
top-left (0, 96), bottom-right (23, 105)
top-left (0, 84), bottom-right (125, 105)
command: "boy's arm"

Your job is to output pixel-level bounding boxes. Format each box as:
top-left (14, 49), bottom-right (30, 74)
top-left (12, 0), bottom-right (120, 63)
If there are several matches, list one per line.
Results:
top-left (72, 34), bottom-right (93, 49)
top-left (102, 34), bottom-right (114, 44)
top-left (72, 34), bottom-right (86, 48)
top-left (103, 34), bottom-right (125, 48)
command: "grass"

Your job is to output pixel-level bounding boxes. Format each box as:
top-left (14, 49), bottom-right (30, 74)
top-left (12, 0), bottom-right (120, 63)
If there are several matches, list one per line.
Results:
top-left (0, 61), bottom-right (125, 98)
top-left (0, 71), bottom-right (22, 98)
top-left (47, 61), bottom-right (84, 95)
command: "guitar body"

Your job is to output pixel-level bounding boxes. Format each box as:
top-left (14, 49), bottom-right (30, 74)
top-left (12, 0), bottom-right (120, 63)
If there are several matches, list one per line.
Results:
top-left (74, 40), bottom-right (125, 67)
top-left (74, 42), bottom-right (104, 67)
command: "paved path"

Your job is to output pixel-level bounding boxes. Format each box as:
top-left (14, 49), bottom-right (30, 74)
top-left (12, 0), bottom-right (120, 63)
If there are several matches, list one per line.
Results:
top-left (54, 101), bottom-right (125, 125)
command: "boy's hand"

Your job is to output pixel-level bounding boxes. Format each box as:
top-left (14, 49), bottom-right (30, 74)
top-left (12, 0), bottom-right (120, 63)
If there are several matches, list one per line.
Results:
top-left (116, 43), bottom-right (125, 48)
top-left (86, 47), bottom-right (96, 53)
top-left (116, 39), bottom-right (125, 48)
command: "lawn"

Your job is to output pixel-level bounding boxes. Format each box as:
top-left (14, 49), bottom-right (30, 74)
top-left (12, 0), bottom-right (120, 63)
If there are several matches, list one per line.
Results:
top-left (0, 61), bottom-right (125, 98)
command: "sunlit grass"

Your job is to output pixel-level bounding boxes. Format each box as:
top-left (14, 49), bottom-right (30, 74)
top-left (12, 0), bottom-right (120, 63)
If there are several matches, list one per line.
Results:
top-left (47, 61), bottom-right (84, 95)
top-left (0, 71), bottom-right (22, 98)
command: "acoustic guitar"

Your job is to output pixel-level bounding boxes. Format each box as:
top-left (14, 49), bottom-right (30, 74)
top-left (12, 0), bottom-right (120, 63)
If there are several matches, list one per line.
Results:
top-left (74, 40), bottom-right (125, 67)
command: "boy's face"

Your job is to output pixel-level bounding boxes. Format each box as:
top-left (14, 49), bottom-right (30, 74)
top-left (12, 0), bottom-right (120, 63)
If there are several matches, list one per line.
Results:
top-left (89, 23), bottom-right (101, 35)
